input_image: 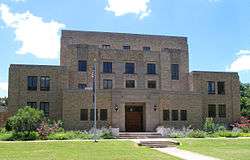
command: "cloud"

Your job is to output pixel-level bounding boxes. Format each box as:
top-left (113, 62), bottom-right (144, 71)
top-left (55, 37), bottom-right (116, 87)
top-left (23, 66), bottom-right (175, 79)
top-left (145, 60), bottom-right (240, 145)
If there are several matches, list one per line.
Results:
top-left (227, 50), bottom-right (250, 72)
top-left (208, 0), bottom-right (221, 2)
top-left (0, 82), bottom-right (8, 94)
top-left (11, 0), bottom-right (26, 2)
top-left (0, 3), bottom-right (65, 59)
top-left (105, 0), bottom-right (151, 20)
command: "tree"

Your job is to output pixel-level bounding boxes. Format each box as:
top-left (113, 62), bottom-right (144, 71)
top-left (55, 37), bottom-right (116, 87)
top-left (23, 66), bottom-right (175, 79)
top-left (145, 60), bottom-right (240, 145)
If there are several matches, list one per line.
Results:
top-left (240, 83), bottom-right (250, 117)
top-left (0, 97), bottom-right (8, 106)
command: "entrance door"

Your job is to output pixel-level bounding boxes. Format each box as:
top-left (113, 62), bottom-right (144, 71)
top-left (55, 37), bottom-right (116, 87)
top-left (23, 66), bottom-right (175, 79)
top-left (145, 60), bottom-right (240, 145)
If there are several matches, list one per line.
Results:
top-left (125, 106), bottom-right (143, 132)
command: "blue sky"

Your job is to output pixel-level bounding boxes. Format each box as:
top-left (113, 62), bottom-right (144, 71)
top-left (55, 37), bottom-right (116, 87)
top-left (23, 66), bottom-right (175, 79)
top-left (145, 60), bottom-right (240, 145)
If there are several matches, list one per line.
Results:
top-left (0, 0), bottom-right (249, 97)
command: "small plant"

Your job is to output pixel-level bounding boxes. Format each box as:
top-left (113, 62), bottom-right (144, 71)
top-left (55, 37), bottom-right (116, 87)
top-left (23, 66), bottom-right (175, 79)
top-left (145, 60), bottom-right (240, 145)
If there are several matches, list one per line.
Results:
top-left (8, 131), bottom-right (39, 141)
top-left (188, 130), bottom-right (207, 138)
top-left (203, 118), bottom-right (216, 133)
top-left (156, 126), bottom-right (193, 138)
top-left (218, 131), bottom-right (240, 138)
top-left (37, 120), bottom-right (62, 140)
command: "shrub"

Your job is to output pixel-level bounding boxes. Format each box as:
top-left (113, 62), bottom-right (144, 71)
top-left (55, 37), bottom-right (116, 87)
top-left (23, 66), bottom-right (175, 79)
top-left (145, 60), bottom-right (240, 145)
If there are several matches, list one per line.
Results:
top-left (88, 127), bottom-right (115, 139)
top-left (37, 120), bottom-right (62, 140)
top-left (0, 132), bottom-right (12, 141)
top-left (231, 116), bottom-right (250, 133)
top-left (48, 131), bottom-right (92, 140)
top-left (8, 131), bottom-right (39, 141)
top-left (218, 131), bottom-right (240, 138)
top-left (239, 132), bottom-right (250, 137)
top-left (0, 128), bottom-right (6, 133)
top-left (188, 130), bottom-right (207, 138)
top-left (156, 126), bottom-right (193, 138)
top-left (203, 118), bottom-right (216, 133)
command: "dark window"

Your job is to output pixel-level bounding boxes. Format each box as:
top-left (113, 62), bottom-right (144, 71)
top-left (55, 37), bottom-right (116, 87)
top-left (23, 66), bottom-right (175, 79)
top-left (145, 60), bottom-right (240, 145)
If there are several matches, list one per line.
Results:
top-left (172, 110), bottom-right (179, 121)
top-left (78, 60), bottom-right (87, 72)
top-left (143, 46), bottom-right (151, 51)
top-left (102, 44), bottom-right (110, 49)
top-left (100, 109), bottom-right (108, 121)
top-left (218, 82), bottom-right (225, 95)
top-left (147, 63), bottom-right (156, 74)
top-left (180, 110), bottom-right (187, 121)
top-left (171, 64), bottom-right (179, 80)
top-left (40, 76), bottom-right (50, 91)
top-left (123, 45), bottom-right (130, 50)
top-left (90, 109), bottom-right (98, 121)
top-left (78, 83), bottom-right (87, 90)
top-left (208, 81), bottom-right (215, 94)
top-left (126, 80), bottom-right (135, 88)
top-left (148, 81), bottom-right (156, 89)
top-left (125, 63), bottom-right (135, 74)
top-left (208, 104), bottom-right (216, 118)
top-left (103, 79), bottom-right (112, 89)
top-left (27, 102), bottom-right (37, 109)
top-left (103, 62), bottom-right (112, 73)
top-left (27, 76), bottom-right (37, 90)
top-left (218, 104), bottom-right (226, 118)
top-left (163, 110), bottom-right (170, 121)
top-left (80, 109), bottom-right (88, 121)
top-left (40, 102), bottom-right (49, 117)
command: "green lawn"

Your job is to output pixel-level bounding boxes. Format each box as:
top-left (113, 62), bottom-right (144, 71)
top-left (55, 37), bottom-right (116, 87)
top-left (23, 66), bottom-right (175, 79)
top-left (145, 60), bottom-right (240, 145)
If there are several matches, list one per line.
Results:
top-left (0, 140), bottom-right (180, 160)
top-left (178, 138), bottom-right (250, 160)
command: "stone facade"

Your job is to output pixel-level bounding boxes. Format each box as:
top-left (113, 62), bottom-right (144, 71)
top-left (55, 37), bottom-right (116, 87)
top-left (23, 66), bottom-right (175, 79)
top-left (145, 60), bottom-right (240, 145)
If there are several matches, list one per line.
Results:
top-left (8, 30), bottom-right (240, 131)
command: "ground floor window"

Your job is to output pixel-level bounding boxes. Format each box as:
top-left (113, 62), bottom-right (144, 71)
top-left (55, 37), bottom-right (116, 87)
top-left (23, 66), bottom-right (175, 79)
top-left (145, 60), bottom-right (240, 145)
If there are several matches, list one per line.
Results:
top-left (90, 109), bottom-right (98, 121)
top-left (27, 102), bottom-right (37, 109)
top-left (208, 104), bottom-right (216, 118)
top-left (180, 110), bottom-right (187, 121)
top-left (40, 102), bottom-right (49, 117)
top-left (218, 104), bottom-right (226, 118)
top-left (172, 110), bottom-right (178, 121)
top-left (80, 109), bottom-right (88, 121)
top-left (100, 109), bottom-right (108, 121)
top-left (163, 110), bottom-right (170, 121)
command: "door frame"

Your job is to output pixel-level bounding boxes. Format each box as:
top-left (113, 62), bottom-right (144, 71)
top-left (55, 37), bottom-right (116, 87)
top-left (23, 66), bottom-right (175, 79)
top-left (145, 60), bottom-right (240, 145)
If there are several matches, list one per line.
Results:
top-left (125, 105), bottom-right (144, 132)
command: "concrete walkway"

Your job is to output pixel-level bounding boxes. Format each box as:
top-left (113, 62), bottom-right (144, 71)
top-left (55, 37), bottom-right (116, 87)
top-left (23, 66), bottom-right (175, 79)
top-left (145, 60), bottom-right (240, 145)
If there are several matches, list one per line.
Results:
top-left (154, 147), bottom-right (221, 160)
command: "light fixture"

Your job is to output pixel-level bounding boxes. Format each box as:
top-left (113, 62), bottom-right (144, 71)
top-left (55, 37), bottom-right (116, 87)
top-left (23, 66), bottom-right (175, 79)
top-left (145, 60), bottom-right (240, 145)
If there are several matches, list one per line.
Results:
top-left (153, 105), bottom-right (158, 111)
top-left (114, 104), bottom-right (119, 112)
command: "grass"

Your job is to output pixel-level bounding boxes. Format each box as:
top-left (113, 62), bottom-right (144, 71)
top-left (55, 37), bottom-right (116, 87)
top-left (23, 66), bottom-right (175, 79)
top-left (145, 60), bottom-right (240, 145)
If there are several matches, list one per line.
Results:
top-left (178, 138), bottom-right (250, 160)
top-left (0, 140), bottom-right (180, 160)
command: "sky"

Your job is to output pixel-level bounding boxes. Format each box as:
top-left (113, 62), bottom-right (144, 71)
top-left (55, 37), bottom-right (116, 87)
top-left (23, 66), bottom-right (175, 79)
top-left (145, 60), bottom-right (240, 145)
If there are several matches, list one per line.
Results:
top-left (0, 0), bottom-right (249, 97)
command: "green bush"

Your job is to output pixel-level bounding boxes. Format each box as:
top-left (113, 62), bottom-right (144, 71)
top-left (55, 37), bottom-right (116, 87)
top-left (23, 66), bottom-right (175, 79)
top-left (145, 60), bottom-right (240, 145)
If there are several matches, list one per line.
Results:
top-left (218, 131), bottom-right (240, 138)
top-left (0, 132), bottom-right (12, 141)
top-left (100, 130), bottom-right (114, 139)
top-left (0, 128), bottom-right (6, 133)
top-left (48, 131), bottom-right (92, 140)
top-left (188, 130), bottom-right (207, 138)
top-left (239, 132), bottom-right (250, 137)
top-left (203, 118), bottom-right (216, 133)
top-left (8, 131), bottom-right (39, 141)
top-left (169, 132), bottom-right (185, 138)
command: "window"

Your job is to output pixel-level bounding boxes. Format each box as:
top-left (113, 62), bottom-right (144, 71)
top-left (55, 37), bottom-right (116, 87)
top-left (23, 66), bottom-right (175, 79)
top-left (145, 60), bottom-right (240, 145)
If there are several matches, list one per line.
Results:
top-left (163, 110), bottom-right (170, 121)
top-left (90, 109), bottom-right (98, 121)
top-left (143, 46), bottom-right (150, 51)
top-left (148, 80), bottom-right (156, 89)
top-left (208, 104), bottom-right (216, 118)
top-left (147, 63), bottom-right (156, 74)
top-left (218, 104), bottom-right (226, 118)
top-left (218, 82), bottom-right (225, 95)
top-left (80, 109), bottom-right (88, 121)
top-left (78, 60), bottom-right (87, 71)
top-left (27, 76), bottom-right (37, 91)
top-left (103, 79), bottom-right (112, 89)
top-left (126, 80), bottom-right (135, 88)
top-left (103, 62), bottom-right (112, 73)
top-left (180, 110), bottom-right (187, 121)
top-left (125, 63), bottom-right (135, 74)
top-left (172, 110), bottom-right (179, 121)
top-left (171, 64), bottom-right (179, 80)
top-left (100, 109), bottom-right (108, 121)
top-left (208, 81), bottom-right (215, 94)
top-left (40, 102), bottom-right (49, 117)
top-left (78, 83), bottom-right (87, 90)
top-left (27, 102), bottom-right (37, 109)
top-left (102, 44), bottom-right (110, 49)
top-left (123, 45), bottom-right (130, 50)
top-left (40, 76), bottom-right (50, 91)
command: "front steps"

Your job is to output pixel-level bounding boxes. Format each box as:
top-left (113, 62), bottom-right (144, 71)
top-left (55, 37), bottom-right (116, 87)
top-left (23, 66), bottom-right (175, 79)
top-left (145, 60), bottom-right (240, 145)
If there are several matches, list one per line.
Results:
top-left (138, 140), bottom-right (180, 148)
top-left (119, 132), bottom-right (163, 139)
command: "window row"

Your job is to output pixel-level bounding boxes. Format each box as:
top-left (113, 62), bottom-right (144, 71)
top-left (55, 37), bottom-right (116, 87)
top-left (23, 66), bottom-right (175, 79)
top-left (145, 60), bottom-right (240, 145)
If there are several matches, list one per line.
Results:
top-left (27, 102), bottom-right (49, 117)
top-left (101, 44), bottom-right (151, 52)
top-left (27, 76), bottom-right (50, 91)
top-left (163, 110), bottom-right (187, 121)
top-left (207, 81), bottom-right (225, 95)
top-left (208, 104), bottom-right (226, 118)
top-left (80, 109), bottom-right (108, 121)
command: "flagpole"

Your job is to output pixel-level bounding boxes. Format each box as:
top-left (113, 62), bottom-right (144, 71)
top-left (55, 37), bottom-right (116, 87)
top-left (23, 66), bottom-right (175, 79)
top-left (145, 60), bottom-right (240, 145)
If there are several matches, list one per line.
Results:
top-left (93, 60), bottom-right (97, 142)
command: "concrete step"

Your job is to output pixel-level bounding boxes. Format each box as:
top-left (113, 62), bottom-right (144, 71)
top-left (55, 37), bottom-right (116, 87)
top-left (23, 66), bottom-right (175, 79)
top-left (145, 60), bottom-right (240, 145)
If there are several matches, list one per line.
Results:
top-left (138, 141), bottom-right (180, 148)
top-left (119, 132), bottom-right (163, 139)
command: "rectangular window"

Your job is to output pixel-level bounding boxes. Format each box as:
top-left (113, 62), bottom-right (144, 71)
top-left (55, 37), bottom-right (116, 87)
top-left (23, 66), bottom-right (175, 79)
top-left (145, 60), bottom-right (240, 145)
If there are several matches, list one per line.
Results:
top-left (143, 46), bottom-right (151, 51)
top-left (27, 76), bottom-right (37, 91)
top-left (163, 110), bottom-right (170, 121)
top-left (80, 109), bottom-right (88, 121)
top-left (40, 102), bottom-right (49, 117)
top-left (148, 80), bottom-right (156, 89)
top-left (78, 83), bottom-right (87, 90)
top-left (147, 63), bottom-right (156, 74)
top-left (123, 45), bottom-right (131, 50)
top-left (171, 64), bottom-right (179, 80)
top-left (125, 63), bottom-right (135, 74)
top-left (218, 82), bottom-right (225, 95)
top-left (218, 104), bottom-right (226, 118)
top-left (27, 102), bottom-right (37, 109)
top-left (103, 62), bottom-right (112, 73)
top-left (172, 110), bottom-right (179, 121)
top-left (78, 60), bottom-right (87, 72)
top-left (102, 44), bottom-right (110, 49)
top-left (103, 79), bottom-right (112, 89)
top-left (40, 76), bottom-right (50, 91)
top-left (208, 104), bottom-right (216, 118)
top-left (180, 110), bottom-right (187, 121)
top-left (100, 109), bottom-right (108, 121)
top-left (208, 81), bottom-right (216, 94)
top-left (126, 80), bottom-right (135, 88)
top-left (90, 109), bottom-right (98, 121)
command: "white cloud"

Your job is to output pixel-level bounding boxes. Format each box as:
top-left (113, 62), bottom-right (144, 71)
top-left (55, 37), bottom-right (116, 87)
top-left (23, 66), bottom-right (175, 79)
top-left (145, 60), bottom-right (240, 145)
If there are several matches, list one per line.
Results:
top-left (0, 3), bottom-right (65, 59)
top-left (227, 50), bottom-right (250, 72)
top-left (105, 0), bottom-right (151, 20)
top-left (11, 0), bottom-right (26, 2)
top-left (0, 82), bottom-right (8, 94)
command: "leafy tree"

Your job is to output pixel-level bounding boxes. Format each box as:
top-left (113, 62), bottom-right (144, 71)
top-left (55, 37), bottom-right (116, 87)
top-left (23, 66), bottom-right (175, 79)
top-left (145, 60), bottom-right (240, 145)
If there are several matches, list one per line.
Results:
top-left (240, 83), bottom-right (250, 117)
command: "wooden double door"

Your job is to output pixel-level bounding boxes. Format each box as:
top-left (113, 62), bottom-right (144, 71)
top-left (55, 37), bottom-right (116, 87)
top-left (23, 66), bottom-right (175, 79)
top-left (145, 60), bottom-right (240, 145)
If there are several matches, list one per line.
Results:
top-left (125, 106), bottom-right (143, 132)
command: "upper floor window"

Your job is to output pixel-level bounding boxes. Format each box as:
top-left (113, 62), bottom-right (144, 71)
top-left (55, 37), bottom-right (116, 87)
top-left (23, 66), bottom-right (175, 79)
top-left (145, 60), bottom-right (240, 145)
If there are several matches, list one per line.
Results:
top-left (125, 63), bottom-right (135, 74)
top-left (126, 80), bottom-right (135, 88)
top-left (172, 110), bottom-right (179, 121)
top-left (147, 63), bottom-right (156, 74)
top-left (218, 104), bottom-right (226, 118)
top-left (148, 80), bottom-right (156, 89)
top-left (217, 82), bottom-right (225, 95)
top-left (27, 102), bottom-right (37, 109)
top-left (123, 45), bottom-right (131, 50)
top-left (80, 109), bottom-right (88, 121)
top-left (163, 110), bottom-right (170, 121)
top-left (171, 64), bottom-right (179, 80)
top-left (103, 79), bottom-right (112, 89)
top-left (143, 46), bottom-right (151, 51)
top-left (208, 104), bottom-right (216, 118)
top-left (40, 102), bottom-right (49, 117)
top-left (27, 76), bottom-right (38, 91)
top-left (208, 81), bottom-right (215, 94)
top-left (102, 44), bottom-right (110, 49)
top-left (100, 109), bottom-right (108, 121)
top-left (40, 76), bottom-right (50, 91)
top-left (180, 110), bottom-right (187, 121)
top-left (78, 60), bottom-right (87, 72)
top-left (78, 83), bottom-right (87, 90)
top-left (103, 62), bottom-right (112, 73)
